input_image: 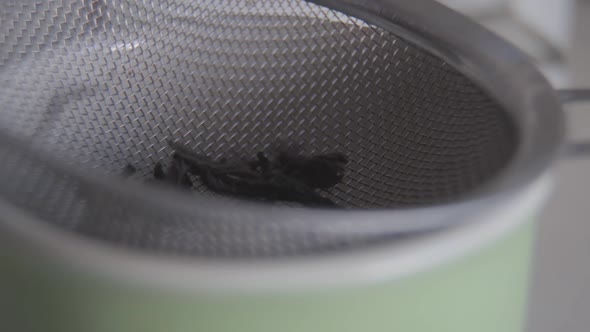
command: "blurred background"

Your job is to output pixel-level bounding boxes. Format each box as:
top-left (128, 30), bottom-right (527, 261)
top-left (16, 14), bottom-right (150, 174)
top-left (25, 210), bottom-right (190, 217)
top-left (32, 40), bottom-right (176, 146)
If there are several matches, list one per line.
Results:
top-left (437, 0), bottom-right (590, 331)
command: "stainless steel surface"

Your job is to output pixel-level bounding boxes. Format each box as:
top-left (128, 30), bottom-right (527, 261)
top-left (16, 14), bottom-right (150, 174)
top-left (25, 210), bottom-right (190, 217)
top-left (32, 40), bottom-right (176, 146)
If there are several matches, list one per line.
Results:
top-left (0, 0), bottom-right (564, 257)
top-left (528, 3), bottom-right (590, 330)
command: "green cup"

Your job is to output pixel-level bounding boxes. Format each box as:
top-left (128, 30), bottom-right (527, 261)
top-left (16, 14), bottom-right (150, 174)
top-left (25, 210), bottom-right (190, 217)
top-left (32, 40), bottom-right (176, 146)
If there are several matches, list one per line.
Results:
top-left (0, 174), bottom-right (551, 332)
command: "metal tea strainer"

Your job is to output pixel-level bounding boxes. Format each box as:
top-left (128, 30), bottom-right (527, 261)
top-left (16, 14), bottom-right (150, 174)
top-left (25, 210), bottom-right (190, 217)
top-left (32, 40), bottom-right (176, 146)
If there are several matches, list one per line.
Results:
top-left (0, 0), bottom-right (584, 257)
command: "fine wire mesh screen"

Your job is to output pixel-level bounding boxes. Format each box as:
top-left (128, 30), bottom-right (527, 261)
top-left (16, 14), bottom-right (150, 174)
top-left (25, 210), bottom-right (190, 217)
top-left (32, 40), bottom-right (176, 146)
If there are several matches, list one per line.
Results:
top-left (0, 0), bottom-right (517, 257)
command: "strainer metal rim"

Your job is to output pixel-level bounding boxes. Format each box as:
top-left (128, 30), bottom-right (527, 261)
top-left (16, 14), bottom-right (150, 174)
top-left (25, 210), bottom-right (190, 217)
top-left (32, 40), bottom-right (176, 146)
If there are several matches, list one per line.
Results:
top-left (0, 169), bottom-right (552, 293)
top-left (0, 0), bottom-right (564, 247)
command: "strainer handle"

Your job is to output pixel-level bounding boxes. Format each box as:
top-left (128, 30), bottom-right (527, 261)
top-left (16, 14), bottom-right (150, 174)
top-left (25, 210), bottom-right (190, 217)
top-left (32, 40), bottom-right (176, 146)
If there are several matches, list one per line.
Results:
top-left (558, 89), bottom-right (590, 103)
top-left (557, 89), bottom-right (590, 157)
